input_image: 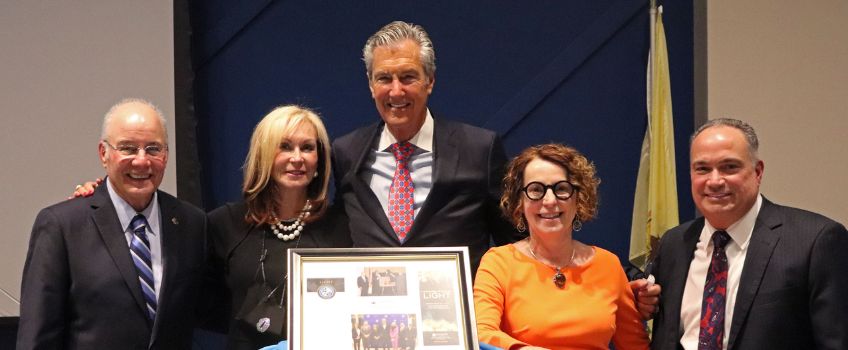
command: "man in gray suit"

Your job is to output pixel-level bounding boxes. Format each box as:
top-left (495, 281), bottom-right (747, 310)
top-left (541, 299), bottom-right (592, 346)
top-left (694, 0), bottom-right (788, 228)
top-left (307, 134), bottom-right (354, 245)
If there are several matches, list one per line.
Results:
top-left (17, 99), bottom-right (206, 349)
top-left (650, 118), bottom-right (848, 350)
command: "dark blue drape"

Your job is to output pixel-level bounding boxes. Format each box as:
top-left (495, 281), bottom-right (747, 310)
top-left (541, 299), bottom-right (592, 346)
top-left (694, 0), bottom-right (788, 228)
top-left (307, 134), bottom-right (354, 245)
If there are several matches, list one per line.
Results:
top-left (190, 0), bottom-right (695, 261)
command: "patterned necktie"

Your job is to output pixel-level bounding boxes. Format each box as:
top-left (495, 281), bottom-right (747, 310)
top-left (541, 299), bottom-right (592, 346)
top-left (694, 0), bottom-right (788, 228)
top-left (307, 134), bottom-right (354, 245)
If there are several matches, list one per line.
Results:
top-left (388, 141), bottom-right (415, 241)
top-left (698, 230), bottom-right (731, 350)
top-left (130, 214), bottom-right (157, 321)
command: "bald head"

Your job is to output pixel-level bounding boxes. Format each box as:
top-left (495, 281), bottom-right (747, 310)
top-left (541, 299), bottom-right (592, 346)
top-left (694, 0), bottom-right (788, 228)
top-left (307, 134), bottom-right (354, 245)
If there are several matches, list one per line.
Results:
top-left (102, 98), bottom-right (168, 142)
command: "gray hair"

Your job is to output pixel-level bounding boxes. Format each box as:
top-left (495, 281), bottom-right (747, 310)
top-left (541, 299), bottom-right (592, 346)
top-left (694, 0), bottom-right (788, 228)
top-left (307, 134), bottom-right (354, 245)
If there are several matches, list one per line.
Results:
top-left (691, 117), bottom-right (759, 161)
top-left (362, 21), bottom-right (436, 79)
top-left (101, 97), bottom-right (168, 141)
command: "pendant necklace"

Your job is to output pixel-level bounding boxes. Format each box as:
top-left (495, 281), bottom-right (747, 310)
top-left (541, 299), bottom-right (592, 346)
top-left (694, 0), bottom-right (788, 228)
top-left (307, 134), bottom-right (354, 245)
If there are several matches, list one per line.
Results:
top-left (527, 239), bottom-right (576, 289)
top-left (270, 200), bottom-right (312, 241)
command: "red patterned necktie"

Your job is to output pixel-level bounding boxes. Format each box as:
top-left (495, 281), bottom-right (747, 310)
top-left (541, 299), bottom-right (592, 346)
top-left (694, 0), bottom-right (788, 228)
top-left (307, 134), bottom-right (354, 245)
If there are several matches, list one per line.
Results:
top-left (388, 142), bottom-right (415, 241)
top-left (698, 230), bottom-right (731, 350)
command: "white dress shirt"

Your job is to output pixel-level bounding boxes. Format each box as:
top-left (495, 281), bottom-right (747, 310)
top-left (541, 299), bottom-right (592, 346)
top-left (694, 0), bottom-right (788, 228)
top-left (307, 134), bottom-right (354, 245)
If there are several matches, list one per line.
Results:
top-left (679, 194), bottom-right (763, 349)
top-left (364, 109), bottom-right (435, 220)
top-left (106, 180), bottom-right (163, 302)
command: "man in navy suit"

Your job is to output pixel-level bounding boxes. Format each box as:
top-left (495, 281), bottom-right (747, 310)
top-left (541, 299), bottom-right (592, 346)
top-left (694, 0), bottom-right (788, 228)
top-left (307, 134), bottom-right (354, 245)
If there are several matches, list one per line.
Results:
top-left (17, 99), bottom-right (206, 349)
top-left (331, 21), bottom-right (522, 274)
top-left (650, 118), bottom-right (848, 350)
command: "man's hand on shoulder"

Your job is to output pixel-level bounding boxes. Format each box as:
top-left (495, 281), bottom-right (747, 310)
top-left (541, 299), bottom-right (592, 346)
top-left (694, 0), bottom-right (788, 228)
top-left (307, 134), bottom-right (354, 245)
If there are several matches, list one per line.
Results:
top-left (69, 178), bottom-right (102, 199)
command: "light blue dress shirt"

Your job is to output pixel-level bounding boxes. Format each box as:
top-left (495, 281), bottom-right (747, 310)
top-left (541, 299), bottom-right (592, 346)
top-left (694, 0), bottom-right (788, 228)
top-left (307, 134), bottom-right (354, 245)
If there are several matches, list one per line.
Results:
top-left (363, 109), bottom-right (435, 220)
top-left (106, 179), bottom-right (163, 302)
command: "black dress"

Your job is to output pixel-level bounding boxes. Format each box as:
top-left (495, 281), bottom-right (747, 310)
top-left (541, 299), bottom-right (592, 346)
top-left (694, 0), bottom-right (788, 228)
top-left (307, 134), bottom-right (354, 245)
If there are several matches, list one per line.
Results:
top-left (203, 202), bottom-right (352, 350)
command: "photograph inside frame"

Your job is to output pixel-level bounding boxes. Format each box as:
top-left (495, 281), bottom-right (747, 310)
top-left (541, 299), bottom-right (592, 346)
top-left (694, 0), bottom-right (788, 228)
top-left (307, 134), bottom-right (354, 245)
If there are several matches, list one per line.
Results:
top-left (290, 250), bottom-right (474, 350)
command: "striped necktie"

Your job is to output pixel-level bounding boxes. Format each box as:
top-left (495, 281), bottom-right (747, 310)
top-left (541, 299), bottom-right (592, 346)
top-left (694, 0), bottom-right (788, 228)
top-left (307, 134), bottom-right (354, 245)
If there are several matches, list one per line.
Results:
top-left (130, 214), bottom-right (157, 321)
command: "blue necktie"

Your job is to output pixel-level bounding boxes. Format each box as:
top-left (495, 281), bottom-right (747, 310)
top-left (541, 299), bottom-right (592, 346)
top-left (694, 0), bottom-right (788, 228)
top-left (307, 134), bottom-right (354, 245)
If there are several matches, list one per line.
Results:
top-left (130, 214), bottom-right (157, 320)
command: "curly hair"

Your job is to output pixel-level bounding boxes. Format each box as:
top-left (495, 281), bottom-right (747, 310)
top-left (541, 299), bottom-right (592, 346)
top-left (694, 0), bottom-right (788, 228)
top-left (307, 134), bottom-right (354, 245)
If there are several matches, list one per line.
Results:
top-left (500, 143), bottom-right (600, 229)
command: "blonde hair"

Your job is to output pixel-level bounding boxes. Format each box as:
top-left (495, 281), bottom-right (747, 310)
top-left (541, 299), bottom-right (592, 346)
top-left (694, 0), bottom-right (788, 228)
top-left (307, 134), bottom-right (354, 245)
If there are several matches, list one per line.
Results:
top-left (242, 105), bottom-right (331, 225)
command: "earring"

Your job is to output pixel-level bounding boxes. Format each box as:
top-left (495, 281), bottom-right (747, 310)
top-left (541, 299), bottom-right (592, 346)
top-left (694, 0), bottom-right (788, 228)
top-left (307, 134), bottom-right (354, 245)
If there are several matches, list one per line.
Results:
top-left (313, 172), bottom-right (318, 178)
top-left (516, 217), bottom-right (526, 232)
top-left (572, 217), bottom-right (583, 232)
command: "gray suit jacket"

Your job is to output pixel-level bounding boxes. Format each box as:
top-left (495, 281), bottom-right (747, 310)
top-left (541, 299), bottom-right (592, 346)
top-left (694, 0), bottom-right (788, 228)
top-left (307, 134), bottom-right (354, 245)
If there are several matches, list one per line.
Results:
top-left (650, 197), bottom-right (848, 350)
top-left (17, 184), bottom-right (206, 349)
top-left (331, 116), bottom-right (523, 274)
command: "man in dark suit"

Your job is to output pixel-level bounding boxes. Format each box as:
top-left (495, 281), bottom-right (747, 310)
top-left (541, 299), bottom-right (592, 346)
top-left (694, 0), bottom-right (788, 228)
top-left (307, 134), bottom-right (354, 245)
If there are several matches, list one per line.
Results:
top-left (17, 98), bottom-right (206, 349)
top-left (358, 271), bottom-right (370, 296)
top-left (332, 21), bottom-right (521, 274)
top-left (650, 118), bottom-right (848, 350)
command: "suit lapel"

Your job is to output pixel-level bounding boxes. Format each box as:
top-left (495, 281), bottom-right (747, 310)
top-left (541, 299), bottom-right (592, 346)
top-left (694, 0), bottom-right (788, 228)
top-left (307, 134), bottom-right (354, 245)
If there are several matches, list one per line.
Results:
top-left (350, 123), bottom-right (396, 240)
top-left (91, 186), bottom-right (151, 327)
top-left (407, 118), bottom-right (458, 239)
top-left (727, 199), bottom-right (781, 349)
top-left (149, 192), bottom-right (180, 345)
top-left (664, 219), bottom-right (703, 342)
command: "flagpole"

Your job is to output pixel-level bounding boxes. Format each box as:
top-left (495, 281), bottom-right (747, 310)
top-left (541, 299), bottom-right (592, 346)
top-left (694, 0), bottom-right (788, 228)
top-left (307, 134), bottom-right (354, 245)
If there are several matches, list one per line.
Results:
top-left (648, 0), bottom-right (657, 136)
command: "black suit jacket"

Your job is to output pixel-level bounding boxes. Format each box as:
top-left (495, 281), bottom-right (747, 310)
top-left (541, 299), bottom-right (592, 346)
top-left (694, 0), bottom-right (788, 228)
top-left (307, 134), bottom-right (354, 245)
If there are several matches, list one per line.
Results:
top-left (331, 117), bottom-right (523, 274)
top-left (17, 184), bottom-right (206, 350)
top-left (651, 197), bottom-right (848, 350)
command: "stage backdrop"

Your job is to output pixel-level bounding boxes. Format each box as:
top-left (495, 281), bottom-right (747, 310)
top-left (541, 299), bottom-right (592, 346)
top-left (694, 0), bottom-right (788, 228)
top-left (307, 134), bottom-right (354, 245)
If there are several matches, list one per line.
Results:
top-left (189, 0), bottom-right (695, 260)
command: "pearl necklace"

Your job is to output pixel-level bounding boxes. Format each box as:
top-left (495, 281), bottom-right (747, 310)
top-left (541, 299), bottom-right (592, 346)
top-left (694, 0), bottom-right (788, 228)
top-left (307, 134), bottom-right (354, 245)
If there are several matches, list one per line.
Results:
top-left (527, 239), bottom-right (576, 289)
top-left (270, 200), bottom-right (312, 241)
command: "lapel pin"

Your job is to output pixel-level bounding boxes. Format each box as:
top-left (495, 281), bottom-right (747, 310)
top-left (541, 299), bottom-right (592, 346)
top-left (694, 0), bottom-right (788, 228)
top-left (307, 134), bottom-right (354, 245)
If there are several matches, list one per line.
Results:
top-left (171, 217), bottom-right (179, 225)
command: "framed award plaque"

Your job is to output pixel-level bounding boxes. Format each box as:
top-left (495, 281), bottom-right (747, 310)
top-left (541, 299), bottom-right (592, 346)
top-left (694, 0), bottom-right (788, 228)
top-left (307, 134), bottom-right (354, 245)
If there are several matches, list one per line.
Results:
top-left (287, 247), bottom-right (479, 350)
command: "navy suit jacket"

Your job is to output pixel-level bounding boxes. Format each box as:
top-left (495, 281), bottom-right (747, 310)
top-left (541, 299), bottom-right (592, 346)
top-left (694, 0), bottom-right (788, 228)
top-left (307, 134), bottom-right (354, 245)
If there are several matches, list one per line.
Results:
top-left (17, 184), bottom-right (206, 349)
top-left (331, 116), bottom-right (523, 274)
top-left (650, 197), bottom-right (848, 350)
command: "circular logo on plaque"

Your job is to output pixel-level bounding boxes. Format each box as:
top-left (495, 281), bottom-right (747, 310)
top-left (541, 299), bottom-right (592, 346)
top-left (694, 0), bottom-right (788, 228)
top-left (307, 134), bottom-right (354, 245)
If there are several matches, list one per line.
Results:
top-left (317, 284), bottom-right (336, 299)
top-left (256, 317), bottom-right (271, 333)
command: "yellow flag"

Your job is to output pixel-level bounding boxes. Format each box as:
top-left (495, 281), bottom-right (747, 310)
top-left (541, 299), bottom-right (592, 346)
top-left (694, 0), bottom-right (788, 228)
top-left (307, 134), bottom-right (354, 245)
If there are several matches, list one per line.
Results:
top-left (629, 9), bottom-right (678, 269)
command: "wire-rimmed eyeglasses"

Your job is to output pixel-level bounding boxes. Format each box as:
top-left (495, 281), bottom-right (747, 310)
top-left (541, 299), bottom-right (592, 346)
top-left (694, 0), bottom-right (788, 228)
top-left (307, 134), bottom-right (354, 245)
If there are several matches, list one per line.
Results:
top-left (102, 140), bottom-right (168, 160)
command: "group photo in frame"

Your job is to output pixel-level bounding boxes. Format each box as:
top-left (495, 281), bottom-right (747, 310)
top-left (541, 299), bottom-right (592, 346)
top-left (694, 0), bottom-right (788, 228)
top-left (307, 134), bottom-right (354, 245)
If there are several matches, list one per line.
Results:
top-left (287, 247), bottom-right (479, 350)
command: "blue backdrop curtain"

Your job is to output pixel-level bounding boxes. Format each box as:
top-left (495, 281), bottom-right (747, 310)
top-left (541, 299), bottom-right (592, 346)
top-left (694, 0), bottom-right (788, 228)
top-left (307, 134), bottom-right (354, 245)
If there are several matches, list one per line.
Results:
top-left (181, 0), bottom-right (695, 261)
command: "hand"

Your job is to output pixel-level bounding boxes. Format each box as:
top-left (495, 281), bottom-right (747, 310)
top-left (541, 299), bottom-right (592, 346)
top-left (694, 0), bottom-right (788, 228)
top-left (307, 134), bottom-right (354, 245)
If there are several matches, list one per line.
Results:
top-left (630, 277), bottom-right (661, 320)
top-left (69, 178), bottom-right (103, 199)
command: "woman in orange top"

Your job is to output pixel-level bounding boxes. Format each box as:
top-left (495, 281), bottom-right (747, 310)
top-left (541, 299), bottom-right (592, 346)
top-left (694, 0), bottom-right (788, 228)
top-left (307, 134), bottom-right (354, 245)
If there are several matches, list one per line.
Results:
top-left (474, 144), bottom-right (649, 350)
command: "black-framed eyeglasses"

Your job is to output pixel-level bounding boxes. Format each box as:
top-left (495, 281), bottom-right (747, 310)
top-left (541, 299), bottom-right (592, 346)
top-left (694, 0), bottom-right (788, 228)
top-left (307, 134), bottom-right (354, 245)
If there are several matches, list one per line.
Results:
top-left (521, 181), bottom-right (577, 201)
top-left (102, 140), bottom-right (168, 160)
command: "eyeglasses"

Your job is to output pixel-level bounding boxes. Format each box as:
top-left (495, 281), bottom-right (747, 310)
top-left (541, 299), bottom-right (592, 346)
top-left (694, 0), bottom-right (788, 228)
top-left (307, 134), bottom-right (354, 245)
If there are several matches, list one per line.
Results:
top-left (521, 181), bottom-right (577, 201)
top-left (102, 140), bottom-right (168, 160)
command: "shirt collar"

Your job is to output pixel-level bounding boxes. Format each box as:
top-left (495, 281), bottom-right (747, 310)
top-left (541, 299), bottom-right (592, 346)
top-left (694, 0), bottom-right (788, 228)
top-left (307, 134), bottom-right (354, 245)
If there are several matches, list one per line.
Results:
top-left (378, 109), bottom-right (434, 152)
top-left (106, 178), bottom-right (160, 236)
top-left (703, 194), bottom-right (762, 249)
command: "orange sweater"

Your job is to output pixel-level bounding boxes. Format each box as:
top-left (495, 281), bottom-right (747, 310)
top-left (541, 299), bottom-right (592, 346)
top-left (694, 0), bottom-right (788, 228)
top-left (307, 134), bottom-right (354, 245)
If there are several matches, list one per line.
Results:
top-left (474, 244), bottom-right (649, 350)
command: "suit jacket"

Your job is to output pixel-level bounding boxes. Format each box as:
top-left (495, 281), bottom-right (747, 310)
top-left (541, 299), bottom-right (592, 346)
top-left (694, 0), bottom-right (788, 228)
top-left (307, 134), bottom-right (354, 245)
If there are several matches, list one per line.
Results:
top-left (331, 117), bottom-right (524, 274)
top-left (651, 197), bottom-right (848, 350)
top-left (17, 184), bottom-right (206, 350)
